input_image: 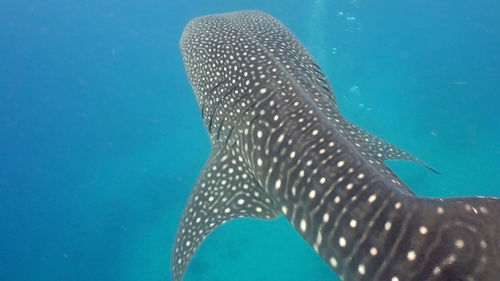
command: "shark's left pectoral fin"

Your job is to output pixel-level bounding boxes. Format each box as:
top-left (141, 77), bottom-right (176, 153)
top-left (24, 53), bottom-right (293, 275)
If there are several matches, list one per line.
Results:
top-left (172, 147), bottom-right (280, 281)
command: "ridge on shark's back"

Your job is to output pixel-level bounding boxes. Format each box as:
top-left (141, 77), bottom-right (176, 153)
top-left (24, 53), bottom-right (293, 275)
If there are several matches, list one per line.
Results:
top-left (172, 10), bottom-right (500, 281)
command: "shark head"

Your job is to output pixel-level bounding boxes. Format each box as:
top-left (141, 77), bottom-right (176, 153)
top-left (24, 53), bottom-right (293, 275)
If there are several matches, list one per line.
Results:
top-left (173, 10), bottom-right (500, 281)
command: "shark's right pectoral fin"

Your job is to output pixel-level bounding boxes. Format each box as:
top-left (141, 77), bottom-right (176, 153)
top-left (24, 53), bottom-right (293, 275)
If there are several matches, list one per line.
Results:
top-left (171, 147), bottom-right (280, 281)
top-left (348, 122), bottom-right (440, 174)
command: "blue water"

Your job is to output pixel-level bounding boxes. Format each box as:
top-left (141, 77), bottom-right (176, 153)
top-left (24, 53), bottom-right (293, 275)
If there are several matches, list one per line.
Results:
top-left (1, 1), bottom-right (499, 280)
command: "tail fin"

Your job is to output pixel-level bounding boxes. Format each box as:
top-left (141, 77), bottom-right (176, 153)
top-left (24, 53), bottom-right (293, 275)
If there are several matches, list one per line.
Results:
top-left (412, 196), bottom-right (500, 280)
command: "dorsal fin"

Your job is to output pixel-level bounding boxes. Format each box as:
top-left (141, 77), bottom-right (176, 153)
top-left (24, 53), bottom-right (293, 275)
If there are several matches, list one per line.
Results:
top-left (172, 147), bottom-right (280, 281)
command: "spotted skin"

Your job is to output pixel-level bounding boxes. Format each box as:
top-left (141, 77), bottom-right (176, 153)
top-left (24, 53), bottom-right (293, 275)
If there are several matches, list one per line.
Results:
top-left (172, 10), bottom-right (500, 281)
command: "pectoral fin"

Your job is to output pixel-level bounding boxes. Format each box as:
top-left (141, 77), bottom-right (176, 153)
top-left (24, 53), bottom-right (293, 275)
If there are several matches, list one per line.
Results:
top-left (172, 147), bottom-right (280, 281)
top-left (347, 121), bottom-right (440, 174)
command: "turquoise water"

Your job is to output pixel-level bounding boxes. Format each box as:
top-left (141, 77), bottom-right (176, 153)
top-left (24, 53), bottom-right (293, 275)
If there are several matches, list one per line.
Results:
top-left (1, 1), bottom-right (499, 281)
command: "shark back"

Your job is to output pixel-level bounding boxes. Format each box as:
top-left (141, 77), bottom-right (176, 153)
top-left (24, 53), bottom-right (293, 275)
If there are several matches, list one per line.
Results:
top-left (180, 10), bottom-right (338, 146)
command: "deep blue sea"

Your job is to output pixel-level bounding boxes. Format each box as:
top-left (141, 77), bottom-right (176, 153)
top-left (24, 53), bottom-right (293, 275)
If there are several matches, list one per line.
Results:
top-left (1, 1), bottom-right (499, 281)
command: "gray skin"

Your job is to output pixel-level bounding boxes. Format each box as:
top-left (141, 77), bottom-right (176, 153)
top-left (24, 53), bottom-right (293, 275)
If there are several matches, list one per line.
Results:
top-left (172, 10), bottom-right (500, 281)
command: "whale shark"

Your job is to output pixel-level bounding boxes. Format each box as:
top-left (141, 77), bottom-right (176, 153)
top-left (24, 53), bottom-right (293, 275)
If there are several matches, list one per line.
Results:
top-left (172, 10), bottom-right (500, 281)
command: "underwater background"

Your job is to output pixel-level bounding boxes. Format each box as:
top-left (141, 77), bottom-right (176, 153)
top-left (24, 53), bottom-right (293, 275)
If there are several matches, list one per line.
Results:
top-left (1, 0), bottom-right (499, 280)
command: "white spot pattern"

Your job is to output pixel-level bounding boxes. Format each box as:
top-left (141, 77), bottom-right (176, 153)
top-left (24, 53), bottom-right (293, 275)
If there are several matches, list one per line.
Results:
top-left (173, 10), bottom-right (500, 281)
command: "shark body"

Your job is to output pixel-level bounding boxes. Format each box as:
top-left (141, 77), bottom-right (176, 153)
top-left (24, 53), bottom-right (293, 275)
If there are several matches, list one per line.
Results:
top-left (173, 11), bottom-right (500, 281)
